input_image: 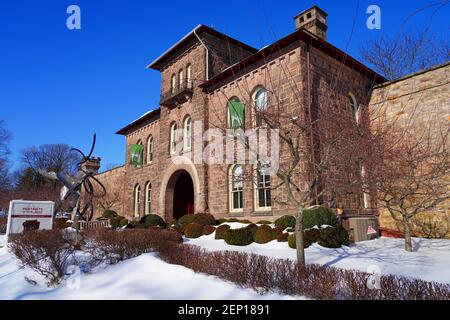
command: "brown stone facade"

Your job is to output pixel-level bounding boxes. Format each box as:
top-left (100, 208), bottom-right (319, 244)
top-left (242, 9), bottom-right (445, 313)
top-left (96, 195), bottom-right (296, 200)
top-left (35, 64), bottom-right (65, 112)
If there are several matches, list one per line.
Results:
top-left (369, 63), bottom-right (450, 238)
top-left (93, 12), bottom-right (389, 226)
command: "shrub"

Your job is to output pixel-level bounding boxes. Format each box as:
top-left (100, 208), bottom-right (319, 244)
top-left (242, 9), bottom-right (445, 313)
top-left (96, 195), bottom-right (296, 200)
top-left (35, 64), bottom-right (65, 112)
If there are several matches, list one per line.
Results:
top-left (202, 225), bottom-right (216, 236)
top-left (274, 215), bottom-right (296, 230)
top-left (317, 225), bottom-right (349, 248)
top-left (8, 230), bottom-right (75, 286)
top-left (215, 224), bottom-right (231, 240)
top-left (119, 218), bottom-right (129, 228)
top-left (285, 227), bottom-right (295, 233)
top-left (288, 234), bottom-right (296, 249)
top-left (257, 220), bottom-right (272, 225)
top-left (0, 216), bottom-right (6, 234)
top-left (179, 213), bottom-right (216, 226)
top-left (109, 216), bottom-right (125, 229)
top-left (53, 217), bottom-right (70, 230)
top-left (216, 218), bottom-right (228, 225)
top-left (184, 223), bottom-right (205, 239)
top-left (304, 228), bottom-right (320, 248)
top-left (277, 232), bottom-right (289, 242)
top-left (224, 227), bottom-right (254, 246)
top-left (245, 224), bottom-right (259, 239)
top-left (140, 214), bottom-right (166, 228)
top-left (102, 210), bottom-right (118, 219)
top-left (303, 206), bottom-right (339, 229)
top-left (254, 225), bottom-right (277, 244)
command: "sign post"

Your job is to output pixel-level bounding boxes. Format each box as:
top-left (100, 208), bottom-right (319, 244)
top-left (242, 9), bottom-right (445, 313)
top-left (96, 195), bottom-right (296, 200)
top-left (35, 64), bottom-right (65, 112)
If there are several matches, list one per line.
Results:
top-left (6, 200), bottom-right (55, 241)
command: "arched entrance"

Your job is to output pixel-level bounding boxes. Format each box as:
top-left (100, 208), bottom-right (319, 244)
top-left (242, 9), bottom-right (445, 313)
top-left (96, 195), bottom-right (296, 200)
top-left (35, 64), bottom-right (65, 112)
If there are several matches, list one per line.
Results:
top-left (165, 170), bottom-right (195, 220)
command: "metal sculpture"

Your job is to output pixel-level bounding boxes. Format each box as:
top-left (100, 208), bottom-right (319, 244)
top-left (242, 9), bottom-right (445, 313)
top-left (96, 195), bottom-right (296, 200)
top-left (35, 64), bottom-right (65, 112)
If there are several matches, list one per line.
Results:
top-left (39, 134), bottom-right (106, 227)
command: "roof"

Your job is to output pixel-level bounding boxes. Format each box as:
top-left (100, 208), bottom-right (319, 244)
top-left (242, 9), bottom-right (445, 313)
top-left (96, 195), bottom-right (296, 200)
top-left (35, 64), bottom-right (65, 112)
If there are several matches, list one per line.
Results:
top-left (147, 24), bottom-right (258, 70)
top-left (200, 28), bottom-right (387, 90)
top-left (116, 108), bottom-right (161, 135)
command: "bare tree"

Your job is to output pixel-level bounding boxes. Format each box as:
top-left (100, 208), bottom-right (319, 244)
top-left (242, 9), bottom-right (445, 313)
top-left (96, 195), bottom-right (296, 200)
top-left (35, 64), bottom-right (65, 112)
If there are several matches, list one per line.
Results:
top-left (0, 119), bottom-right (12, 192)
top-left (360, 28), bottom-right (449, 80)
top-left (366, 108), bottom-right (449, 251)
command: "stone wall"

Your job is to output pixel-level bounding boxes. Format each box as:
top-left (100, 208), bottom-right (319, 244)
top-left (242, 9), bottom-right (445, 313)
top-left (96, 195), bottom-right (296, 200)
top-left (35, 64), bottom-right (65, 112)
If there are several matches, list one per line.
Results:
top-left (92, 165), bottom-right (126, 219)
top-left (369, 62), bottom-right (450, 238)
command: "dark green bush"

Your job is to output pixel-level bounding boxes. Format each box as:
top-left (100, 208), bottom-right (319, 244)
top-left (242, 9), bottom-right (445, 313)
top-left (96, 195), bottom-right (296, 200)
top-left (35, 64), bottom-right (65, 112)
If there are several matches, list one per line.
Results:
top-left (178, 214), bottom-right (196, 226)
top-left (285, 227), bottom-right (295, 233)
top-left (179, 213), bottom-right (216, 226)
top-left (224, 227), bottom-right (254, 246)
top-left (102, 210), bottom-right (118, 219)
top-left (226, 218), bottom-right (240, 223)
top-left (274, 215), bottom-right (296, 230)
top-left (254, 225), bottom-right (277, 244)
top-left (257, 220), bottom-right (272, 225)
top-left (216, 218), bottom-right (228, 225)
top-left (288, 234), bottom-right (296, 249)
top-left (304, 228), bottom-right (320, 248)
top-left (119, 218), bottom-right (129, 228)
top-left (215, 224), bottom-right (231, 240)
top-left (109, 216), bottom-right (125, 229)
top-left (317, 225), bottom-right (349, 248)
top-left (245, 224), bottom-right (258, 240)
top-left (202, 225), bottom-right (216, 236)
top-left (184, 223), bottom-right (205, 239)
top-left (277, 232), bottom-right (289, 242)
top-left (140, 214), bottom-right (167, 228)
top-left (303, 206), bottom-right (339, 229)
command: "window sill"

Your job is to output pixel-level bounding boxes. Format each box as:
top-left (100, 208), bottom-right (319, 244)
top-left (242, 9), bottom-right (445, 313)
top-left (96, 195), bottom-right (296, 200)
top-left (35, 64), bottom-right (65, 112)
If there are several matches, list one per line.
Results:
top-left (251, 210), bottom-right (273, 217)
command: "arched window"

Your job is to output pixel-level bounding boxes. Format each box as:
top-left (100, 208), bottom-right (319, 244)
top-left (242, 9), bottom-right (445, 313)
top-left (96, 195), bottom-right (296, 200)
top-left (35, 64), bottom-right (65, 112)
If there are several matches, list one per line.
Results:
top-left (170, 122), bottom-right (178, 154)
top-left (253, 86), bottom-right (268, 127)
top-left (171, 74), bottom-right (176, 93)
top-left (255, 165), bottom-right (271, 210)
top-left (134, 184), bottom-right (141, 217)
top-left (349, 93), bottom-right (359, 122)
top-left (229, 165), bottom-right (244, 212)
top-left (227, 97), bottom-right (244, 129)
top-left (145, 182), bottom-right (152, 215)
top-left (178, 69), bottom-right (184, 89)
top-left (183, 116), bottom-right (192, 151)
top-left (186, 64), bottom-right (192, 88)
top-left (146, 135), bottom-right (153, 164)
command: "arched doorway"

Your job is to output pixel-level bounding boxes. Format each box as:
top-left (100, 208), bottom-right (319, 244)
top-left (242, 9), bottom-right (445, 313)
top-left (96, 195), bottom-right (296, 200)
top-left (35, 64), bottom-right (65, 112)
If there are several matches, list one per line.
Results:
top-left (165, 170), bottom-right (195, 220)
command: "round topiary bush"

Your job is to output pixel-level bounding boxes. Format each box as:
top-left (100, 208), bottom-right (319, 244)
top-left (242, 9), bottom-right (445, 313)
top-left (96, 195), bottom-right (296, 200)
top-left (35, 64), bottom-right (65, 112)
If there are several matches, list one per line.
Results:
top-left (184, 223), bottom-right (205, 239)
top-left (216, 218), bottom-right (228, 225)
top-left (277, 232), bottom-right (289, 242)
top-left (303, 206), bottom-right (339, 229)
top-left (245, 224), bottom-right (258, 240)
top-left (102, 210), bottom-right (118, 219)
top-left (254, 225), bottom-right (277, 244)
top-left (119, 218), bottom-right (129, 228)
top-left (215, 224), bottom-right (231, 239)
top-left (288, 234), bottom-right (296, 249)
top-left (304, 228), bottom-right (320, 248)
top-left (178, 214), bottom-right (196, 226)
top-left (140, 214), bottom-right (167, 228)
top-left (317, 225), bottom-right (349, 248)
top-left (109, 215), bottom-right (125, 228)
top-left (202, 225), bottom-right (216, 235)
top-left (193, 213), bottom-right (216, 225)
top-left (274, 215), bottom-right (296, 230)
top-left (224, 227), bottom-right (254, 246)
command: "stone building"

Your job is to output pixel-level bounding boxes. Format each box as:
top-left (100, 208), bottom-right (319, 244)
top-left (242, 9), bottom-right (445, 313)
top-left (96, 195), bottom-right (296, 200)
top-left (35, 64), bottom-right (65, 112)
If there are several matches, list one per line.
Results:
top-left (93, 6), bottom-right (448, 238)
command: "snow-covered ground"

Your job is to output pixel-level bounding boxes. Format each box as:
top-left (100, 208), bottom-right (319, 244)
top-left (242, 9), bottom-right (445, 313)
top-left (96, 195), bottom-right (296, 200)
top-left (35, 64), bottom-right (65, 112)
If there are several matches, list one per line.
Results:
top-left (0, 234), bottom-right (298, 300)
top-left (186, 223), bottom-right (450, 284)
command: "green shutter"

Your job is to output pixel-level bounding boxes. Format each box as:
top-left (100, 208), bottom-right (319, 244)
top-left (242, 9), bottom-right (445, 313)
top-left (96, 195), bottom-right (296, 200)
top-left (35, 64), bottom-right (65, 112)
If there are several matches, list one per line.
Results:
top-left (130, 144), bottom-right (143, 166)
top-left (228, 100), bottom-right (244, 129)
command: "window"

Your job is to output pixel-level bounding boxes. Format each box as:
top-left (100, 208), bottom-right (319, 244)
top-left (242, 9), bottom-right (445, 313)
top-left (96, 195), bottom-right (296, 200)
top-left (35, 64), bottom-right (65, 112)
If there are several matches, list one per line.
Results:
top-left (178, 69), bottom-right (184, 89)
top-left (170, 123), bottom-right (178, 154)
top-left (227, 97), bottom-right (244, 129)
top-left (255, 165), bottom-right (271, 209)
top-left (171, 74), bottom-right (176, 93)
top-left (146, 135), bottom-right (153, 164)
top-left (253, 87), bottom-right (268, 127)
top-left (349, 93), bottom-right (359, 122)
top-left (134, 184), bottom-right (141, 217)
top-left (186, 64), bottom-right (192, 87)
top-left (183, 116), bottom-right (192, 151)
top-left (230, 165), bottom-right (244, 212)
top-left (145, 182), bottom-right (152, 215)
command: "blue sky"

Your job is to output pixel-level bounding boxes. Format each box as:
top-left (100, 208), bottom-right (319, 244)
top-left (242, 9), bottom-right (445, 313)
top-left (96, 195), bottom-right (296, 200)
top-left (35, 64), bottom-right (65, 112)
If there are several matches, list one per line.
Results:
top-left (0, 0), bottom-right (448, 171)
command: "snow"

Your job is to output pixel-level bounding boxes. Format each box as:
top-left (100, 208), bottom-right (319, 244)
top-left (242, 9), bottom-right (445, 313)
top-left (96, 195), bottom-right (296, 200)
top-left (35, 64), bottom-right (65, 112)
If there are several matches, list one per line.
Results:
top-left (0, 234), bottom-right (299, 300)
top-left (186, 232), bottom-right (450, 284)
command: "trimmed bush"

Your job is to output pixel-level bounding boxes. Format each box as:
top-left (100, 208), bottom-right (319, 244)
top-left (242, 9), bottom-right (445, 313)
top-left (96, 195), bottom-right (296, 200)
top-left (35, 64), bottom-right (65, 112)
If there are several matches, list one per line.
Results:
top-left (317, 225), bottom-right (349, 248)
top-left (257, 220), bottom-right (272, 225)
top-left (119, 218), bottom-right (129, 228)
top-left (216, 218), bottom-right (228, 225)
top-left (288, 234), bottom-right (296, 249)
top-left (274, 215), bottom-right (296, 230)
top-left (304, 228), bottom-right (320, 248)
top-left (285, 227), bottom-right (295, 233)
top-left (0, 216), bottom-right (7, 234)
top-left (303, 206), bottom-right (339, 229)
top-left (179, 213), bottom-right (216, 226)
top-left (184, 223), bottom-right (205, 239)
top-left (102, 210), bottom-right (118, 219)
top-left (140, 214), bottom-right (166, 228)
top-left (245, 224), bottom-right (259, 239)
top-left (178, 214), bottom-right (196, 226)
top-left (224, 227), bottom-right (254, 246)
top-left (254, 225), bottom-right (277, 244)
top-left (202, 225), bottom-right (216, 236)
top-left (53, 217), bottom-right (70, 230)
top-left (277, 232), bottom-right (289, 242)
top-left (215, 224), bottom-right (231, 240)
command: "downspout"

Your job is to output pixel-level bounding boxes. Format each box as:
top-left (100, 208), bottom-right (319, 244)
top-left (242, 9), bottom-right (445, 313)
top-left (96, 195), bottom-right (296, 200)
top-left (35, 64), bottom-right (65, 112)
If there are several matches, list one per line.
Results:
top-left (193, 29), bottom-right (210, 81)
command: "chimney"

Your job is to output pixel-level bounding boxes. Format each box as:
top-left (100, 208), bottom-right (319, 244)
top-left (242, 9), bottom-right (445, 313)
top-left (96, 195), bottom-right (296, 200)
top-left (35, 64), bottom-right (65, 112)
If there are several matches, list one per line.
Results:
top-left (294, 6), bottom-right (328, 41)
top-left (81, 157), bottom-right (101, 175)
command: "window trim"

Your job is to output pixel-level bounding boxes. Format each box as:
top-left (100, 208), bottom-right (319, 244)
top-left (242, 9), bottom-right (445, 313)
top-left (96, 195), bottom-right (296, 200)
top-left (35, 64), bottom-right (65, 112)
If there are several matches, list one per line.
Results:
top-left (134, 184), bottom-right (141, 218)
top-left (178, 69), bottom-right (184, 89)
top-left (170, 122), bottom-right (178, 155)
top-left (252, 86), bottom-right (268, 128)
top-left (183, 116), bottom-right (192, 151)
top-left (253, 165), bottom-right (272, 211)
top-left (146, 135), bottom-right (153, 164)
top-left (171, 74), bottom-right (176, 93)
top-left (229, 164), bottom-right (244, 213)
top-left (144, 182), bottom-right (152, 215)
top-left (186, 64), bottom-right (192, 87)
